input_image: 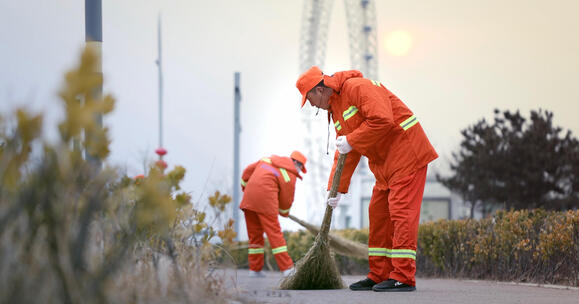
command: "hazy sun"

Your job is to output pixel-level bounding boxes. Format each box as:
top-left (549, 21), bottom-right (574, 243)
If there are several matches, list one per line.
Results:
top-left (384, 30), bottom-right (413, 56)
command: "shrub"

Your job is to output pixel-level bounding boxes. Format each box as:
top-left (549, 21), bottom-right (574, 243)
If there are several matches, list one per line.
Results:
top-left (417, 209), bottom-right (579, 286)
top-left (251, 209), bottom-right (579, 286)
top-left (0, 48), bottom-right (237, 303)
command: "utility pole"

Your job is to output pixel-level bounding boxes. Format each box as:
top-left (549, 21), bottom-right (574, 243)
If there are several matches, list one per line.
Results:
top-left (155, 14), bottom-right (167, 169)
top-left (85, 0), bottom-right (103, 168)
top-left (233, 72), bottom-right (241, 239)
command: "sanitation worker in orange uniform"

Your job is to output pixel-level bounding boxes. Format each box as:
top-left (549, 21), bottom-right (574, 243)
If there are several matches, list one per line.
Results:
top-left (296, 66), bottom-right (438, 292)
top-left (239, 151), bottom-right (307, 278)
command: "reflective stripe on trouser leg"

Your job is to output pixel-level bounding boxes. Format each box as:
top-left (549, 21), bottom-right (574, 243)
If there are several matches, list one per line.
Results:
top-left (271, 245), bottom-right (288, 254)
top-left (248, 247), bottom-right (265, 254)
top-left (257, 212), bottom-right (294, 271)
top-left (248, 246), bottom-right (264, 272)
top-left (244, 210), bottom-right (265, 271)
top-left (369, 248), bottom-right (416, 259)
top-left (368, 186), bottom-right (394, 283)
top-left (387, 166), bottom-right (428, 287)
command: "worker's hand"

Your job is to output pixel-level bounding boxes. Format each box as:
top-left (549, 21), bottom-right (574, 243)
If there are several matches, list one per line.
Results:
top-left (327, 193), bottom-right (342, 208)
top-left (336, 136), bottom-right (352, 154)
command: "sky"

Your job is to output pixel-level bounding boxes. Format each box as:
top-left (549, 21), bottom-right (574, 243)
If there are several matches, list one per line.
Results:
top-left (1, 0), bottom-right (579, 231)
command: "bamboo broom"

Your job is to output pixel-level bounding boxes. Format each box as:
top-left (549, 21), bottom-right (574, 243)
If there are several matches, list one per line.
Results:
top-left (279, 153), bottom-right (347, 290)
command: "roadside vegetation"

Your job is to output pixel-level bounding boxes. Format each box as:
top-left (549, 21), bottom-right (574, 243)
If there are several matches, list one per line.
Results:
top-left (230, 209), bottom-right (578, 287)
top-left (417, 209), bottom-right (579, 286)
top-left (0, 48), bottom-right (237, 304)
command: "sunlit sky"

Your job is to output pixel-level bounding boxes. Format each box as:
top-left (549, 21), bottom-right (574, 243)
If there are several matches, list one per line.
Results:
top-left (1, 1), bottom-right (579, 229)
top-left (384, 30), bottom-right (413, 56)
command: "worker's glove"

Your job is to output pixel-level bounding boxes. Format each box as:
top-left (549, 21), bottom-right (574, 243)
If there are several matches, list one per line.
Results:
top-left (336, 136), bottom-right (352, 154)
top-left (327, 193), bottom-right (342, 209)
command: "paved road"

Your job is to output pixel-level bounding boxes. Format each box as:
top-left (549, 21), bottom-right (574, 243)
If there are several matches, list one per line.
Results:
top-left (221, 269), bottom-right (579, 304)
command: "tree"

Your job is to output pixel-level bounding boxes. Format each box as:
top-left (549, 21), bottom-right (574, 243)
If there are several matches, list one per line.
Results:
top-left (438, 109), bottom-right (579, 218)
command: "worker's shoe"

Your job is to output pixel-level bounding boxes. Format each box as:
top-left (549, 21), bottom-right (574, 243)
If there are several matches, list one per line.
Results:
top-left (282, 267), bottom-right (295, 278)
top-left (248, 270), bottom-right (265, 278)
top-left (372, 279), bottom-right (416, 292)
top-left (349, 278), bottom-right (377, 291)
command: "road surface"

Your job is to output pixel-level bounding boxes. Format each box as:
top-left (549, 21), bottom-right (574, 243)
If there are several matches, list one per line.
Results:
top-left (221, 269), bottom-right (579, 304)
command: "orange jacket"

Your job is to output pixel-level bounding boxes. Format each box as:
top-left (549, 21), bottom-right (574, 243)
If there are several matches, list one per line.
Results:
top-left (239, 155), bottom-right (302, 217)
top-left (324, 70), bottom-right (438, 192)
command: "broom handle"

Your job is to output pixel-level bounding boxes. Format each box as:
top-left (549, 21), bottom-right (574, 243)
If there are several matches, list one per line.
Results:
top-left (319, 153), bottom-right (347, 238)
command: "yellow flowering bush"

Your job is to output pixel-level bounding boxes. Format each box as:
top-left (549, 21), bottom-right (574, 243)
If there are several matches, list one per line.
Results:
top-left (0, 48), bottom-right (237, 303)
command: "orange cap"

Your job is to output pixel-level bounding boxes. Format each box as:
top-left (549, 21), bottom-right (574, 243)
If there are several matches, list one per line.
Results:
top-left (296, 66), bottom-right (324, 108)
top-left (290, 150), bottom-right (307, 173)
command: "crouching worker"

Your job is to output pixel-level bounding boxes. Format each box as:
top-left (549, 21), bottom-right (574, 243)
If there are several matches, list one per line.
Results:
top-left (239, 151), bottom-right (307, 278)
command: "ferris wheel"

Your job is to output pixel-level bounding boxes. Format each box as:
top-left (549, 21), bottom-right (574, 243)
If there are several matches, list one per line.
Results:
top-left (299, 0), bottom-right (378, 222)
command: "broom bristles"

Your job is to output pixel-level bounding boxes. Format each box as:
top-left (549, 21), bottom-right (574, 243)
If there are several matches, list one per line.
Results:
top-left (279, 153), bottom-right (348, 290)
top-left (279, 233), bottom-right (344, 289)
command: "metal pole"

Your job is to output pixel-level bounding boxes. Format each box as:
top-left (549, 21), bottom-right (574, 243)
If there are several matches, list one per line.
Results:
top-left (233, 72), bottom-right (241, 239)
top-left (85, 0), bottom-right (102, 43)
top-left (85, 0), bottom-right (102, 168)
top-left (157, 14), bottom-right (163, 151)
top-left (154, 14), bottom-right (168, 169)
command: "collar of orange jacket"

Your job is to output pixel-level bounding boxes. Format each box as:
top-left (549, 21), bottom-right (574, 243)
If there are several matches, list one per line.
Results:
top-left (270, 155), bottom-right (302, 180)
top-left (322, 70), bottom-right (364, 93)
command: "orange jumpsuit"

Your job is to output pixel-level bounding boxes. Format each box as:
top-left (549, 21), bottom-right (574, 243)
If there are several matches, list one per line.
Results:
top-left (324, 71), bottom-right (438, 286)
top-left (239, 155), bottom-right (301, 272)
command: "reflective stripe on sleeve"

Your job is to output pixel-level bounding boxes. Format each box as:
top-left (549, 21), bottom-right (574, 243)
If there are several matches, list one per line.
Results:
top-left (261, 157), bottom-right (272, 164)
top-left (334, 121), bottom-right (342, 131)
top-left (279, 168), bottom-right (291, 182)
top-left (279, 208), bottom-right (290, 214)
top-left (400, 115), bottom-right (418, 131)
top-left (343, 106), bottom-right (359, 121)
top-left (241, 179), bottom-right (247, 187)
top-left (272, 245), bottom-right (288, 254)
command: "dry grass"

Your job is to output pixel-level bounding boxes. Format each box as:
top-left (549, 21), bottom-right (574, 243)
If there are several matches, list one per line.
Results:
top-left (0, 47), bottom-right (239, 303)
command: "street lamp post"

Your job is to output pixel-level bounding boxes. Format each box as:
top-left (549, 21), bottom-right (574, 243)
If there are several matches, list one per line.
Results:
top-left (85, 0), bottom-right (103, 168)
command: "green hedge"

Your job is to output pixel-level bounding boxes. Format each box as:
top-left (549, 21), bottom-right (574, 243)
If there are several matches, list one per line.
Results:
top-left (226, 209), bottom-right (579, 286)
top-left (418, 209), bottom-right (579, 286)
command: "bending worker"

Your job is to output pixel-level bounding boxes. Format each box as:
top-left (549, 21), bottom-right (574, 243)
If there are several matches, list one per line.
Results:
top-left (239, 151), bottom-right (307, 278)
top-left (296, 66), bottom-right (438, 292)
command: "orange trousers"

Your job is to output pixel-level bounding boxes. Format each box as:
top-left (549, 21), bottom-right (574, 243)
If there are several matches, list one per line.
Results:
top-left (367, 166), bottom-right (427, 286)
top-left (243, 210), bottom-right (293, 272)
